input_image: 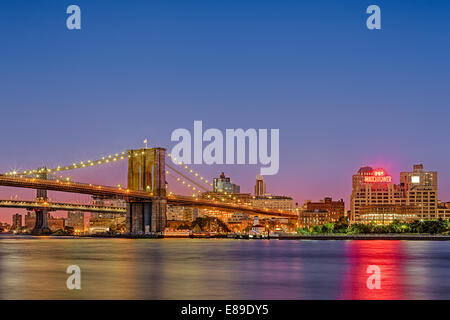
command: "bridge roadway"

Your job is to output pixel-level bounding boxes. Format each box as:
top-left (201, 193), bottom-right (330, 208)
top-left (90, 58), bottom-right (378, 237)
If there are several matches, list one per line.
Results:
top-left (0, 175), bottom-right (298, 218)
top-left (0, 199), bottom-right (126, 214)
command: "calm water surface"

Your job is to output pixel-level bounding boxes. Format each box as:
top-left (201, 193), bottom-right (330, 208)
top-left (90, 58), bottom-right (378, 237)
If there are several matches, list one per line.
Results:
top-left (0, 235), bottom-right (449, 299)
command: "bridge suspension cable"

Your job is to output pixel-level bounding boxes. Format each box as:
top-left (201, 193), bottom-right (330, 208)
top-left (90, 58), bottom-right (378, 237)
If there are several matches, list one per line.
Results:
top-left (167, 154), bottom-right (214, 188)
top-left (165, 164), bottom-right (210, 193)
top-left (4, 151), bottom-right (129, 176)
top-left (166, 169), bottom-right (203, 197)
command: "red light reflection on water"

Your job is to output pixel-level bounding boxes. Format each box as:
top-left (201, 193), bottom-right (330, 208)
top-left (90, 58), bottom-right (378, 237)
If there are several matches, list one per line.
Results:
top-left (340, 240), bottom-right (406, 300)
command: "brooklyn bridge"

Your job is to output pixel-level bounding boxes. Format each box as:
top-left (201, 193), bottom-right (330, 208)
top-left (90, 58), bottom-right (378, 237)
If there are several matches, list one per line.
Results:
top-left (0, 147), bottom-right (296, 235)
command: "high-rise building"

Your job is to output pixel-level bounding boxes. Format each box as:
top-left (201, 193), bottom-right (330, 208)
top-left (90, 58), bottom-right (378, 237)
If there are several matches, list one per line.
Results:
top-left (351, 166), bottom-right (403, 222)
top-left (400, 164), bottom-right (438, 220)
top-left (351, 164), bottom-right (438, 224)
top-left (24, 211), bottom-right (36, 231)
top-left (11, 213), bottom-right (22, 232)
top-left (254, 174), bottom-right (266, 196)
top-left (66, 211), bottom-right (85, 233)
top-left (350, 166), bottom-right (413, 223)
top-left (213, 172), bottom-right (240, 194)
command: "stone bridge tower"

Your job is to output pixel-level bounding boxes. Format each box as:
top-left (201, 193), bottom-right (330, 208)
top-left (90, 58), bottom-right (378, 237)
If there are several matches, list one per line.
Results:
top-left (126, 147), bottom-right (167, 234)
top-left (33, 167), bottom-right (51, 235)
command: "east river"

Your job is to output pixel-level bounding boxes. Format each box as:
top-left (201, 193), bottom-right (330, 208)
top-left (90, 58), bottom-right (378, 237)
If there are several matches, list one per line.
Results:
top-left (1, 235), bottom-right (449, 299)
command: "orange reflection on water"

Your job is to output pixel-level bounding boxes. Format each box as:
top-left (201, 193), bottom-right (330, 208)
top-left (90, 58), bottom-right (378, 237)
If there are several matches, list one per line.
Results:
top-left (340, 240), bottom-right (406, 300)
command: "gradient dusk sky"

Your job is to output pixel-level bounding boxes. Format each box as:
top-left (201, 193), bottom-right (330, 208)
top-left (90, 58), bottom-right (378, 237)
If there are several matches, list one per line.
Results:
top-left (1, 0), bottom-right (450, 222)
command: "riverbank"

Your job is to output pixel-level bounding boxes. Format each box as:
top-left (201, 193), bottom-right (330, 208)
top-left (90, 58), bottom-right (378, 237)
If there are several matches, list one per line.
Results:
top-left (4, 233), bottom-right (450, 241)
top-left (60, 233), bottom-right (450, 241)
top-left (278, 234), bottom-right (450, 241)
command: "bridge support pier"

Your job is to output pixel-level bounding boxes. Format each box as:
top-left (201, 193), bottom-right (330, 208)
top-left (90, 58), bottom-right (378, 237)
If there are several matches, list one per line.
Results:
top-left (32, 209), bottom-right (51, 235)
top-left (126, 198), bottom-right (167, 234)
top-left (151, 198), bottom-right (167, 233)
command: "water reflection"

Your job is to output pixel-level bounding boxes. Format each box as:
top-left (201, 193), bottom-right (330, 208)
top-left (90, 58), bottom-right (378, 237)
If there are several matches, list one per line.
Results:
top-left (1, 236), bottom-right (450, 299)
top-left (339, 241), bottom-right (406, 299)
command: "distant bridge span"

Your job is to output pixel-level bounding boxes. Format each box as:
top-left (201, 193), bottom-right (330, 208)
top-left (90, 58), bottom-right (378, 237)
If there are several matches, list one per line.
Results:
top-left (0, 199), bottom-right (126, 214)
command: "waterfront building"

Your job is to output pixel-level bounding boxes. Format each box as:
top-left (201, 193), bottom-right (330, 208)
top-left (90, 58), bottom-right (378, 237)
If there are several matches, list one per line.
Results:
top-left (11, 213), bottom-right (22, 232)
top-left (227, 212), bottom-right (252, 232)
top-left (351, 166), bottom-right (408, 223)
top-left (89, 197), bottom-right (126, 232)
top-left (213, 172), bottom-right (240, 194)
top-left (351, 164), bottom-right (439, 224)
top-left (166, 205), bottom-right (185, 221)
top-left (166, 206), bottom-right (199, 221)
top-left (298, 209), bottom-right (331, 227)
top-left (24, 211), bottom-right (36, 231)
top-left (91, 196), bottom-right (126, 220)
top-left (358, 204), bottom-right (418, 224)
top-left (254, 174), bottom-right (267, 196)
top-left (250, 195), bottom-right (294, 211)
top-left (400, 164), bottom-right (438, 220)
top-left (0, 222), bottom-right (10, 233)
top-left (228, 212), bottom-right (250, 224)
top-left (66, 211), bottom-right (85, 233)
top-left (48, 215), bottom-right (65, 232)
top-left (437, 202), bottom-right (450, 220)
top-left (251, 216), bottom-right (266, 234)
top-left (306, 197), bottom-right (345, 223)
top-left (89, 214), bottom-right (126, 234)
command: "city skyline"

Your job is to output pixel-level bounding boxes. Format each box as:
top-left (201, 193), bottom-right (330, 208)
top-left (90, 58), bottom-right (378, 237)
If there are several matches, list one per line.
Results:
top-left (0, 157), bottom-right (448, 223)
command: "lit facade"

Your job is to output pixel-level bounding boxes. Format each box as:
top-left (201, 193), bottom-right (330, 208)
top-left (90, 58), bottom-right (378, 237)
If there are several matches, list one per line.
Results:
top-left (254, 174), bottom-right (266, 196)
top-left (11, 213), bottom-right (22, 231)
top-left (351, 166), bottom-right (403, 222)
top-left (166, 205), bottom-right (199, 221)
top-left (213, 172), bottom-right (240, 194)
top-left (306, 197), bottom-right (345, 223)
top-left (66, 211), bottom-right (85, 233)
top-left (48, 215), bottom-right (65, 232)
top-left (400, 164), bottom-right (438, 220)
top-left (351, 164), bottom-right (439, 223)
top-left (251, 195), bottom-right (294, 211)
top-left (24, 211), bottom-right (35, 231)
top-left (437, 202), bottom-right (450, 220)
top-left (358, 204), bottom-right (418, 224)
top-left (298, 209), bottom-right (330, 227)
